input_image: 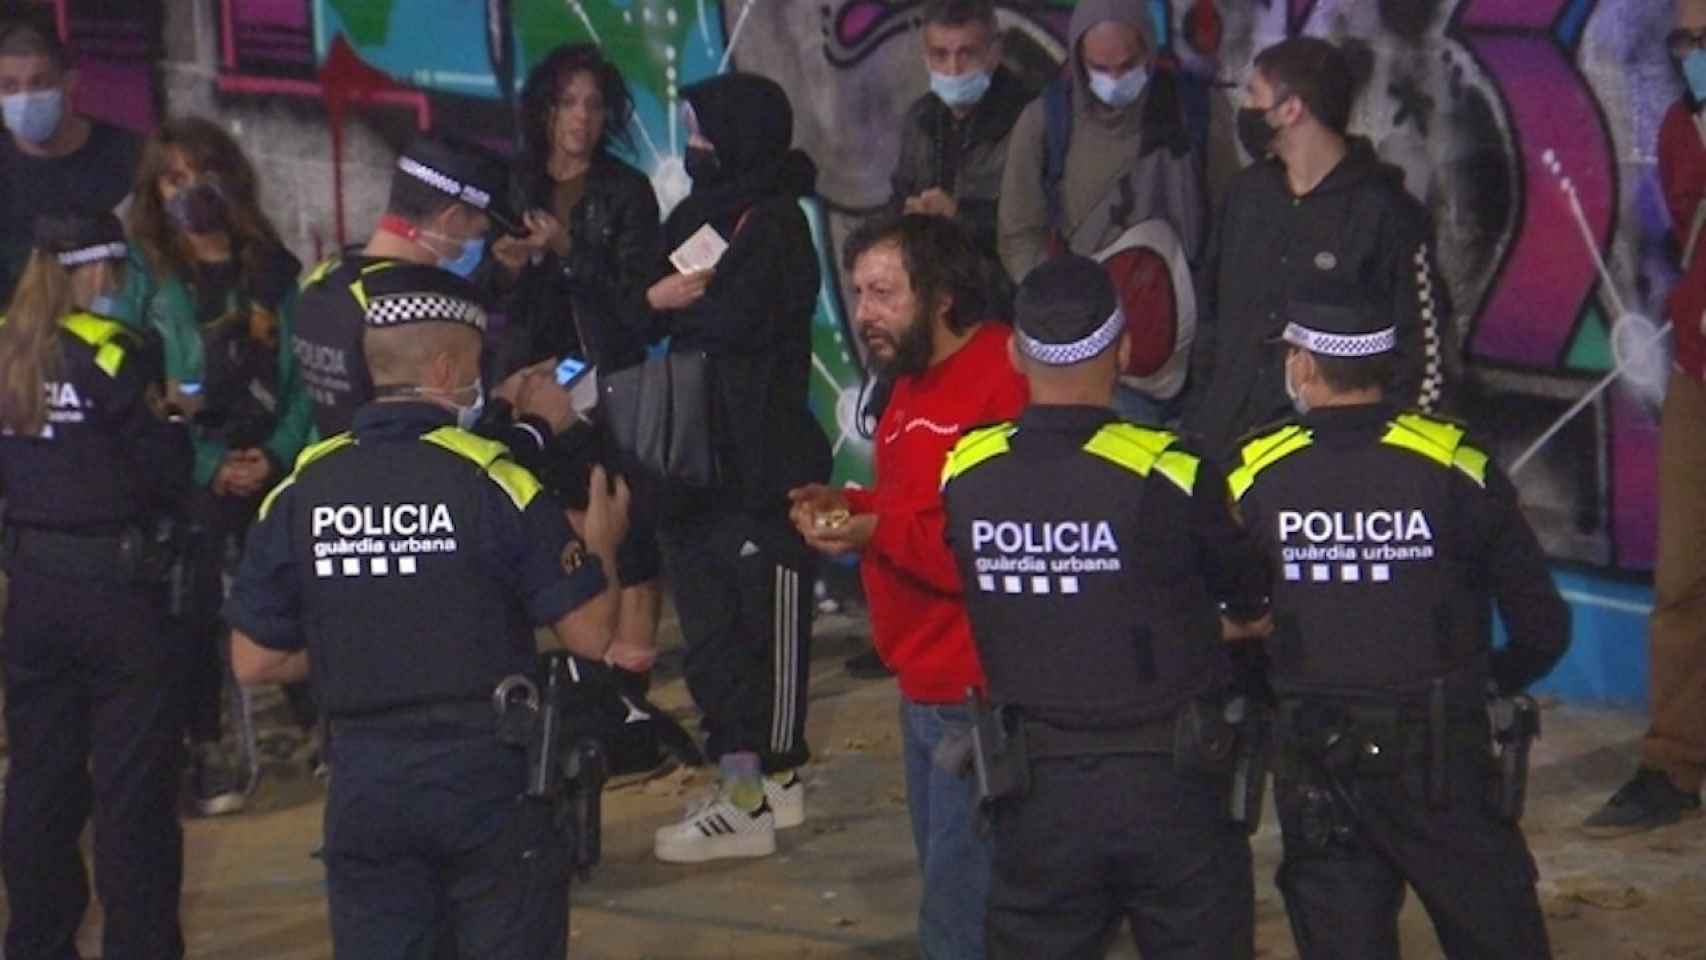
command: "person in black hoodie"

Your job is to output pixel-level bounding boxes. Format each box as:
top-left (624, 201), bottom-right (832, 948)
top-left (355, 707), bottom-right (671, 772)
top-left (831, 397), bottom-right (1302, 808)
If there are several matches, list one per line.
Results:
top-left (646, 73), bottom-right (831, 863)
top-left (1184, 36), bottom-right (1455, 463)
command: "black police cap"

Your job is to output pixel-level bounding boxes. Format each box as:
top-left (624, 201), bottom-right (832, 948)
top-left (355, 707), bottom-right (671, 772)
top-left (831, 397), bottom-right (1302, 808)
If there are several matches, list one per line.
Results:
top-left (359, 263), bottom-right (490, 335)
top-left (396, 136), bottom-right (524, 236)
top-left (1013, 254), bottom-right (1123, 366)
top-left (33, 210), bottom-right (127, 268)
top-left (1280, 284), bottom-right (1394, 358)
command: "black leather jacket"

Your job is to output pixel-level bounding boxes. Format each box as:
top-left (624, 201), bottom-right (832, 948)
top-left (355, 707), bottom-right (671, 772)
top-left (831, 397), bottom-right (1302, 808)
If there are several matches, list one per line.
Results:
top-left (503, 153), bottom-right (662, 372)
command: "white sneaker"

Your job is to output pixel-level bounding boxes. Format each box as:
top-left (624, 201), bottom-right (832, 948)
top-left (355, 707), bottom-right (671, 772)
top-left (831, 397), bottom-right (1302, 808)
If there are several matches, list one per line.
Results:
top-left (654, 793), bottom-right (777, 863)
top-left (766, 772), bottom-right (805, 829)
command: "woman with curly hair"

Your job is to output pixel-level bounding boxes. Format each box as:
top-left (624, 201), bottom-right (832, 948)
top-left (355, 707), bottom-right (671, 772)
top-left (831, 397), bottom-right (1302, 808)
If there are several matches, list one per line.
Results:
top-left (118, 115), bottom-right (313, 816)
top-left (492, 44), bottom-right (690, 776)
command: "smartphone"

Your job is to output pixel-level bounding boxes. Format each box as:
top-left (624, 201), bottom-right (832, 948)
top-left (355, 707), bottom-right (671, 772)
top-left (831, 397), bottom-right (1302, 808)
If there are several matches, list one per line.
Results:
top-left (554, 356), bottom-right (591, 388)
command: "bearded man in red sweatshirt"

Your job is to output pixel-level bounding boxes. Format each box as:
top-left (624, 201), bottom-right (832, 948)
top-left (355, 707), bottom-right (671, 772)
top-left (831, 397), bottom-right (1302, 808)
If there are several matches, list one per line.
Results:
top-left (790, 213), bottom-right (1026, 959)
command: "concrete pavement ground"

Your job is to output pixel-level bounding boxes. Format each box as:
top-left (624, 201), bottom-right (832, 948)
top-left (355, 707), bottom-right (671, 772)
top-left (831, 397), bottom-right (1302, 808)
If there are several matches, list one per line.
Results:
top-left (3, 609), bottom-right (1705, 958)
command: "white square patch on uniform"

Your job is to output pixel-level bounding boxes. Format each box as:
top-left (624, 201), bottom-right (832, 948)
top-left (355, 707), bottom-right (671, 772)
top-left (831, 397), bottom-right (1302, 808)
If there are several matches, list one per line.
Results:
top-left (1371, 564), bottom-right (1391, 582)
top-left (342, 558), bottom-right (361, 577)
top-left (1003, 575), bottom-right (1022, 594)
top-left (1311, 564), bottom-right (1330, 582)
top-left (1340, 565), bottom-right (1360, 582)
top-left (1284, 563), bottom-right (1301, 581)
top-left (399, 556), bottom-right (418, 576)
top-left (371, 557), bottom-right (389, 576)
top-left (978, 574), bottom-right (996, 592)
top-left (315, 559), bottom-right (333, 578)
top-left (1059, 576), bottom-right (1080, 594)
top-left (1031, 576), bottom-right (1050, 594)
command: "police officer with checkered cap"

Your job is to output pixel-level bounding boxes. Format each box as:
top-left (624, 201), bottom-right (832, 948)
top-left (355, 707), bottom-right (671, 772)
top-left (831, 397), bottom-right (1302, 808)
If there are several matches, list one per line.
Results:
top-left (225, 261), bottom-right (629, 959)
top-left (291, 135), bottom-right (577, 445)
top-left (1229, 284), bottom-right (1569, 958)
top-left (940, 254), bottom-right (1272, 958)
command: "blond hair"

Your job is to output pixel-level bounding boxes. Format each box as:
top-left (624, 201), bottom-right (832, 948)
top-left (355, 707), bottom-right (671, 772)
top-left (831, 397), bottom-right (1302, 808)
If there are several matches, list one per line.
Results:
top-left (0, 250), bottom-right (70, 435)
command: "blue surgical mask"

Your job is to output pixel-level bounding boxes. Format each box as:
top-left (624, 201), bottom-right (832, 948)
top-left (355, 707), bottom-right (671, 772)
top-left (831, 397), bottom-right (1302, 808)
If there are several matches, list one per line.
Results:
top-left (2, 88), bottom-right (65, 145)
top-left (1087, 66), bottom-right (1149, 108)
top-left (89, 293), bottom-right (121, 318)
top-left (929, 69), bottom-right (992, 110)
top-left (438, 235), bottom-right (487, 279)
top-left (450, 375), bottom-right (486, 431)
top-left (1686, 50), bottom-right (1706, 104)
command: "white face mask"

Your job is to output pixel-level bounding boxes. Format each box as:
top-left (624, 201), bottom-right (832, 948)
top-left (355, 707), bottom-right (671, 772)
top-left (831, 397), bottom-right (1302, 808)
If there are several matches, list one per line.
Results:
top-left (449, 374), bottom-right (486, 430)
top-left (1284, 353), bottom-right (1311, 416)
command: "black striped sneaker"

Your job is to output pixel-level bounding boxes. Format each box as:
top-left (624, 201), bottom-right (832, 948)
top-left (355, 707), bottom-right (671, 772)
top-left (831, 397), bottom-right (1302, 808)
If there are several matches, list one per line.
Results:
top-left (654, 791), bottom-right (777, 863)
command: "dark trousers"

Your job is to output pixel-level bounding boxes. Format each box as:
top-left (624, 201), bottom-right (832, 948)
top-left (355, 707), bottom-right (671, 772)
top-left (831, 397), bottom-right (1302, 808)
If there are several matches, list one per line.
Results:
top-left (1, 569), bottom-right (184, 960)
top-left (987, 754), bottom-right (1253, 960)
top-left (323, 727), bottom-right (568, 960)
top-left (659, 507), bottom-right (814, 772)
top-left (1274, 727), bottom-right (1552, 959)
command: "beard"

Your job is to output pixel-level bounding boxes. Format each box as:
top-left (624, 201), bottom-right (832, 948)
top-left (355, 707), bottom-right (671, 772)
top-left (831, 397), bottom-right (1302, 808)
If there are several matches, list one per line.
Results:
top-left (865, 307), bottom-right (935, 380)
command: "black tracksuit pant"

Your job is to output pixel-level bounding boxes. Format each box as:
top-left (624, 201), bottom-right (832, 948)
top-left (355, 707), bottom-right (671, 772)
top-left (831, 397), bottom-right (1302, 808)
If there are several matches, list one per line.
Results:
top-left (659, 506), bottom-right (814, 772)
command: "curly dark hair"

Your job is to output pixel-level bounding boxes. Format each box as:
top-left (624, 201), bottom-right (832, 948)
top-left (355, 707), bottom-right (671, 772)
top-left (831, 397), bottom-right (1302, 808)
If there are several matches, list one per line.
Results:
top-left (518, 43), bottom-right (635, 166)
top-left (128, 116), bottom-right (283, 288)
top-left (843, 212), bottom-right (994, 335)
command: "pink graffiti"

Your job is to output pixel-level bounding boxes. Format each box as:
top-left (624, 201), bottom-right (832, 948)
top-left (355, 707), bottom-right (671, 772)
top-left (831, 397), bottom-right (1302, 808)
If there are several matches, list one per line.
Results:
top-left (1454, 0), bottom-right (1614, 368)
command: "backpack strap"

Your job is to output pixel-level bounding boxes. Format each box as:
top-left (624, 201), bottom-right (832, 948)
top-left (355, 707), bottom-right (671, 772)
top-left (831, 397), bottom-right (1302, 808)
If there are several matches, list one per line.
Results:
top-left (1041, 73), bottom-right (1074, 232)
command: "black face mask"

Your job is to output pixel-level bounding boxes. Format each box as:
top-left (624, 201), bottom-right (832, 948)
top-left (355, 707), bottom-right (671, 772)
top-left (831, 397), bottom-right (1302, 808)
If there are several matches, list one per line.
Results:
top-left (165, 180), bottom-right (229, 235)
top-left (1236, 106), bottom-right (1279, 159)
top-left (684, 145), bottom-right (722, 184)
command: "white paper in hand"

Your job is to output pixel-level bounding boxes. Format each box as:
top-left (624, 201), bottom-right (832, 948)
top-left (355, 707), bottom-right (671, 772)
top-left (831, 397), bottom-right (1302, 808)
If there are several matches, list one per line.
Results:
top-left (669, 224), bottom-right (729, 274)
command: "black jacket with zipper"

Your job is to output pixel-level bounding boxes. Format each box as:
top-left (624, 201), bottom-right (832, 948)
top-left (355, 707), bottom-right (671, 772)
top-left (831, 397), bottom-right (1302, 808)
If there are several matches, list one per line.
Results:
top-left (1184, 139), bottom-right (1455, 463)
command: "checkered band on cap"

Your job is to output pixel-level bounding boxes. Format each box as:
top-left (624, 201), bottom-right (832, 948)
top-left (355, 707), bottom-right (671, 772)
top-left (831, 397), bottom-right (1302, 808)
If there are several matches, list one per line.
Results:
top-left (1017, 308), bottom-right (1126, 366)
top-left (364, 291), bottom-right (489, 333)
top-left (1282, 322), bottom-right (1396, 358)
top-left (56, 241), bottom-right (127, 268)
top-left (396, 156), bottom-right (492, 212)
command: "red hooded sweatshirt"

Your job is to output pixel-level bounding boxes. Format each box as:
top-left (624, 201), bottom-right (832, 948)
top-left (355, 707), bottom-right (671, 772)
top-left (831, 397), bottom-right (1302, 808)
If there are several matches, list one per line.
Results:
top-left (845, 322), bottom-right (1029, 704)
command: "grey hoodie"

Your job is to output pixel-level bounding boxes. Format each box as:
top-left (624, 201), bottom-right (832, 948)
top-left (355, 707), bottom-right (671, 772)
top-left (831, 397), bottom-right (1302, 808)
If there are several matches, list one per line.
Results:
top-left (997, 0), bottom-right (1204, 281)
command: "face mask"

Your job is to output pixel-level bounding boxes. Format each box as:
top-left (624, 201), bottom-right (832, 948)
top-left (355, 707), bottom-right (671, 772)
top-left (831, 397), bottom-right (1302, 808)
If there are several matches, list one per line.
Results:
top-left (435, 235), bottom-right (487, 279)
top-left (1284, 354), bottom-right (1310, 416)
top-left (164, 181), bottom-right (228, 235)
top-left (447, 375), bottom-right (486, 430)
top-left (2, 88), bottom-right (65, 145)
top-left (1237, 106), bottom-right (1281, 159)
top-left (684, 145), bottom-right (721, 184)
top-left (1087, 66), bottom-right (1148, 108)
top-left (89, 293), bottom-right (121, 318)
top-left (929, 69), bottom-right (992, 110)
top-left (1685, 49), bottom-right (1706, 105)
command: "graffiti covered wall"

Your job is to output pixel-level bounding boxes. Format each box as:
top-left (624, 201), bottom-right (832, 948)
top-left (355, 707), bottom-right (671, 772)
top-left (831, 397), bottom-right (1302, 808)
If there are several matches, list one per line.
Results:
top-left (43, 0), bottom-right (1684, 582)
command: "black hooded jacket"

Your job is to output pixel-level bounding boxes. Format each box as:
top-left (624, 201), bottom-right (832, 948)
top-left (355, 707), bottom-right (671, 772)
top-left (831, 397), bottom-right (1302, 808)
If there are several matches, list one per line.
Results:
top-left (655, 73), bottom-right (831, 512)
top-left (1184, 139), bottom-right (1454, 462)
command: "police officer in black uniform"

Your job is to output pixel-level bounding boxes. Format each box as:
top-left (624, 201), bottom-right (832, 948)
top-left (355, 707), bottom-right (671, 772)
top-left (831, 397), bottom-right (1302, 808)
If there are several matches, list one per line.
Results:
top-left (0, 211), bottom-right (194, 959)
top-left (1229, 290), bottom-right (1569, 959)
top-left (941, 255), bottom-right (1272, 959)
top-left (292, 136), bottom-right (567, 455)
top-left (225, 264), bottom-right (629, 959)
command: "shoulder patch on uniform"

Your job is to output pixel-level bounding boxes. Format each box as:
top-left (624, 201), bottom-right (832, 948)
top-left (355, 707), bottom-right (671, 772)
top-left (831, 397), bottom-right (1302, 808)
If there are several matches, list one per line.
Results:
top-left (1381, 413), bottom-right (1487, 487)
top-left (1228, 423), bottom-right (1314, 502)
top-left (1081, 422), bottom-right (1199, 495)
top-left (300, 255), bottom-right (343, 290)
top-left (421, 426), bottom-right (542, 511)
top-left (259, 432), bottom-right (358, 521)
top-left (61, 312), bottom-right (133, 378)
top-left (940, 421), bottom-right (1017, 489)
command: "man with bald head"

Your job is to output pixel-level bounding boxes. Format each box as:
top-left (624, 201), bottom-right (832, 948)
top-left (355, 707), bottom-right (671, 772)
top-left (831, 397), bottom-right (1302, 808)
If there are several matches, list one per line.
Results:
top-left (226, 265), bottom-right (628, 958)
top-left (1585, 0), bottom-right (1706, 834)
